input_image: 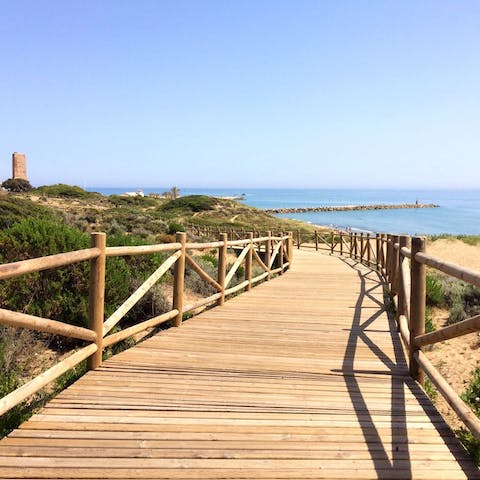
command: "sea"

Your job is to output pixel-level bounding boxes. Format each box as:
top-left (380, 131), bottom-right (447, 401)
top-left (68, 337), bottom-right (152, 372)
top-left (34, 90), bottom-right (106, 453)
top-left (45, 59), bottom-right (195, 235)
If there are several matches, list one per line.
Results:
top-left (89, 187), bottom-right (480, 236)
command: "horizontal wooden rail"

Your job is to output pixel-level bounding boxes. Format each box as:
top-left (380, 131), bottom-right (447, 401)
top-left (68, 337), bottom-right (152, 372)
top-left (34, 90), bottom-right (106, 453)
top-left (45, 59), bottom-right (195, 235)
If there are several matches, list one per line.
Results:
top-left (415, 313), bottom-right (480, 348)
top-left (103, 310), bottom-right (179, 347)
top-left (185, 241), bottom-right (224, 250)
top-left (183, 293), bottom-right (223, 313)
top-left (0, 308), bottom-right (97, 342)
top-left (0, 344), bottom-right (97, 417)
top-left (105, 243), bottom-right (181, 256)
top-left (415, 252), bottom-right (480, 287)
top-left (0, 248), bottom-right (100, 280)
top-left (415, 350), bottom-right (480, 442)
top-left (225, 280), bottom-right (250, 296)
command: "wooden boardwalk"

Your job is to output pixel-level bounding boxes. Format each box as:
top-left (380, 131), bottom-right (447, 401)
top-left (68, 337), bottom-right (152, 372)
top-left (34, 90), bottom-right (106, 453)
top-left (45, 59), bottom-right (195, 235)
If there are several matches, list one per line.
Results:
top-left (1, 249), bottom-right (479, 479)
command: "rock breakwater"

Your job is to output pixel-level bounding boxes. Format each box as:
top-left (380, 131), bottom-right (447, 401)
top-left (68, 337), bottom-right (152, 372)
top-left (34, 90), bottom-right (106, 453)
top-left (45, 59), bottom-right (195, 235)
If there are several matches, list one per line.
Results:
top-left (266, 203), bottom-right (439, 214)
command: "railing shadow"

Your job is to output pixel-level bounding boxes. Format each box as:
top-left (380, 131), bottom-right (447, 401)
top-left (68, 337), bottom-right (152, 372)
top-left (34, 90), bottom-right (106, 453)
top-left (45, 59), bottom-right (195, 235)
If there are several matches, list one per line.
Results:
top-left (336, 256), bottom-right (476, 478)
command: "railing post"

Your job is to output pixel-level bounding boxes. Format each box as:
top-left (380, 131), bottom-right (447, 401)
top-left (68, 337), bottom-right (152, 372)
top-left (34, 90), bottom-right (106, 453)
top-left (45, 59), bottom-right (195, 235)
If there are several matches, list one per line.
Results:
top-left (217, 233), bottom-right (227, 306)
top-left (297, 230), bottom-right (301, 249)
top-left (173, 232), bottom-right (186, 326)
top-left (391, 234), bottom-right (399, 295)
top-left (353, 233), bottom-right (358, 260)
top-left (245, 232), bottom-right (253, 291)
top-left (88, 232), bottom-right (106, 370)
top-left (340, 231), bottom-right (343, 256)
top-left (397, 235), bottom-right (410, 321)
top-left (366, 233), bottom-right (371, 266)
top-left (386, 234), bottom-right (392, 283)
top-left (315, 230), bottom-right (318, 251)
top-left (265, 231), bottom-right (272, 280)
top-left (287, 231), bottom-right (293, 268)
top-left (279, 232), bottom-right (284, 274)
top-left (410, 236), bottom-right (426, 386)
top-left (330, 231), bottom-right (335, 254)
top-left (376, 233), bottom-right (381, 272)
top-left (360, 233), bottom-right (364, 263)
top-left (349, 232), bottom-right (353, 258)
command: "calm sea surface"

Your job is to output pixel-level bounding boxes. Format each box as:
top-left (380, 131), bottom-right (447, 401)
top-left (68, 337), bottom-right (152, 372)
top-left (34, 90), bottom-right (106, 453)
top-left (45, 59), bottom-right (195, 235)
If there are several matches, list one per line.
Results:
top-left (90, 187), bottom-right (480, 235)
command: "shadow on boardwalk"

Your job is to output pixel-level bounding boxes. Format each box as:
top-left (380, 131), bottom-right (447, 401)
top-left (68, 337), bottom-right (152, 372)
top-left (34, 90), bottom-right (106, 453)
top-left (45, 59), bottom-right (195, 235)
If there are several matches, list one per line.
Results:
top-left (339, 256), bottom-right (477, 478)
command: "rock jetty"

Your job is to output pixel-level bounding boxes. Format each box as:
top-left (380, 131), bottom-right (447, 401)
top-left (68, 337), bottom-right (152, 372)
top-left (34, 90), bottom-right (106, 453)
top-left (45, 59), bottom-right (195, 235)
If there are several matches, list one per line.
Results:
top-left (265, 203), bottom-right (439, 214)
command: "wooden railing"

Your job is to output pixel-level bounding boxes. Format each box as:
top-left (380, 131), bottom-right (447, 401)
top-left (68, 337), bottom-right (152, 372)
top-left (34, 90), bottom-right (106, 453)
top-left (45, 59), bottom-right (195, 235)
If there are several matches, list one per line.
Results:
top-left (333, 231), bottom-right (480, 442)
top-left (0, 231), bottom-right (293, 417)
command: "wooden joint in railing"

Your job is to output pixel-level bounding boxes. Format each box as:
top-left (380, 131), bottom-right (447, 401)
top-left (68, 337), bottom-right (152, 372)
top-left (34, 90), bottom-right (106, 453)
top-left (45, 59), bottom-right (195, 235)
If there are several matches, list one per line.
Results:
top-left (173, 232), bottom-right (186, 326)
top-left (88, 232), bottom-right (106, 370)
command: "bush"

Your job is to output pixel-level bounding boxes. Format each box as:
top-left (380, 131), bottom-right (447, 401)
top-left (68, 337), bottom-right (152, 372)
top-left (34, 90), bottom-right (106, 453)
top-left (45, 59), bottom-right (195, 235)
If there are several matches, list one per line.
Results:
top-left (168, 223), bottom-right (185, 235)
top-left (426, 274), bottom-right (443, 306)
top-left (1, 178), bottom-right (32, 192)
top-left (33, 184), bottom-right (100, 199)
top-left (161, 195), bottom-right (218, 213)
top-left (185, 257), bottom-right (218, 297)
top-left (0, 196), bottom-right (57, 229)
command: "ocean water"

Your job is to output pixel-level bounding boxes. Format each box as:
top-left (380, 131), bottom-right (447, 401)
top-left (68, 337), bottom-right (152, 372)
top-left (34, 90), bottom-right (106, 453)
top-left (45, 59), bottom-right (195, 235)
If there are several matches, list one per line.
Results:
top-left (90, 187), bottom-right (480, 235)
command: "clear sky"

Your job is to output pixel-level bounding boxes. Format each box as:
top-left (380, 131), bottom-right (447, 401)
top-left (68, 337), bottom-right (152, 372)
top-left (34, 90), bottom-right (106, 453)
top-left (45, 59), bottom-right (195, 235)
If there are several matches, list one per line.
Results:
top-left (1, 1), bottom-right (479, 189)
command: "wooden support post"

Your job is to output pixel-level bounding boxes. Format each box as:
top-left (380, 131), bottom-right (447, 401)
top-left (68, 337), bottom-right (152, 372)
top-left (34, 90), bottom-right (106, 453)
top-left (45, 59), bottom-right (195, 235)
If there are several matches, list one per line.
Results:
top-left (410, 236), bottom-right (426, 386)
top-left (360, 233), bottom-right (364, 263)
top-left (391, 234), bottom-right (400, 295)
top-left (278, 232), bottom-right (284, 274)
top-left (353, 233), bottom-right (358, 260)
top-left (349, 232), bottom-right (353, 258)
top-left (88, 232), bottom-right (106, 370)
top-left (266, 231), bottom-right (272, 280)
top-left (397, 235), bottom-right (410, 321)
top-left (376, 234), bottom-right (381, 271)
top-left (366, 233), bottom-right (371, 265)
top-left (245, 232), bottom-right (253, 291)
top-left (297, 230), bottom-right (301, 249)
top-left (330, 231), bottom-right (334, 254)
top-left (287, 232), bottom-right (293, 268)
top-left (340, 231), bottom-right (343, 256)
top-left (217, 233), bottom-right (227, 306)
top-left (315, 230), bottom-right (318, 251)
top-left (386, 234), bottom-right (392, 283)
top-left (173, 232), bottom-right (186, 326)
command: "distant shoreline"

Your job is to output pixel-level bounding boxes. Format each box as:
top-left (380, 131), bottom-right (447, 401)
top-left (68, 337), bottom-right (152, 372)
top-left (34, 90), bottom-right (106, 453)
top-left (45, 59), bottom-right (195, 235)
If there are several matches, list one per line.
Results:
top-left (265, 203), bottom-right (439, 214)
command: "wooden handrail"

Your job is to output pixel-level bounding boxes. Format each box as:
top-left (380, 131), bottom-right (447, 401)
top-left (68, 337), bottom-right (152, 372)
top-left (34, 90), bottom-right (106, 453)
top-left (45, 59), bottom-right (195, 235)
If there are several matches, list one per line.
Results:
top-left (0, 228), bottom-right (293, 420)
top-left (0, 247), bottom-right (100, 280)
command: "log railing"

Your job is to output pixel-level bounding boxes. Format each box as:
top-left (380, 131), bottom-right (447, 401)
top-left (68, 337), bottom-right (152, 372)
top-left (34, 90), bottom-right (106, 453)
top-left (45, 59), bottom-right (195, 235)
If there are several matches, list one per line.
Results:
top-left (332, 230), bottom-right (480, 443)
top-left (0, 231), bottom-right (293, 417)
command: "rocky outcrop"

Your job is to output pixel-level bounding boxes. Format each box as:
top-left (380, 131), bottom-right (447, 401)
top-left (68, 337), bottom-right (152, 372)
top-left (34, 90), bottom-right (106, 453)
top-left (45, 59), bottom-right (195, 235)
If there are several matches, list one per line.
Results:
top-left (265, 203), bottom-right (439, 214)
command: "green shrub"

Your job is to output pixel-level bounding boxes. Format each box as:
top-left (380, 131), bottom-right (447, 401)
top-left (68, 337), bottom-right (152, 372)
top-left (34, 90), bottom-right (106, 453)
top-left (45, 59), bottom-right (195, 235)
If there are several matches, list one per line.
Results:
top-left (200, 253), bottom-right (218, 268)
top-left (168, 222), bottom-right (185, 235)
top-left (33, 184), bottom-right (100, 199)
top-left (107, 195), bottom-right (158, 207)
top-left (455, 428), bottom-right (480, 465)
top-left (448, 302), bottom-right (467, 325)
top-left (425, 306), bottom-right (436, 333)
top-left (426, 274), bottom-right (443, 306)
top-left (1, 178), bottom-right (32, 192)
top-left (0, 196), bottom-right (57, 229)
top-left (185, 257), bottom-right (218, 297)
top-left (461, 366), bottom-right (480, 417)
top-left (161, 195), bottom-right (218, 212)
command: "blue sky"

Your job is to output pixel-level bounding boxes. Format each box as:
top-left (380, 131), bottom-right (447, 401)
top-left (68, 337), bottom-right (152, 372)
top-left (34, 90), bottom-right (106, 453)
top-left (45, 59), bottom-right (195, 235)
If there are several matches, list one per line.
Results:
top-left (1, 1), bottom-right (479, 189)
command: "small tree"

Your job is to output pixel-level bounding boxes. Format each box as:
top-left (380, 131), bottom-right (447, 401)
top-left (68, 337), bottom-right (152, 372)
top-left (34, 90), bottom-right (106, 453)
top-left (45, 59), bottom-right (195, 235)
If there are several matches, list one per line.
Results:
top-left (170, 186), bottom-right (180, 199)
top-left (1, 178), bottom-right (32, 193)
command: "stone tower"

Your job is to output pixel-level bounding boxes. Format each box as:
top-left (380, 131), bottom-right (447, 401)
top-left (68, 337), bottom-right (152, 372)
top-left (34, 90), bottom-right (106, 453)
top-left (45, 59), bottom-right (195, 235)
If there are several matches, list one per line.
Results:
top-left (12, 152), bottom-right (28, 180)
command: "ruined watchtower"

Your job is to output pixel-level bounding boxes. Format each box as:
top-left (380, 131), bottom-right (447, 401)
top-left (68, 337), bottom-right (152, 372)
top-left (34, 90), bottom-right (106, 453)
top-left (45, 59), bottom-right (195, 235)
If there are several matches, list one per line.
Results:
top-left (12, 152), bottom-right (28, 180)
